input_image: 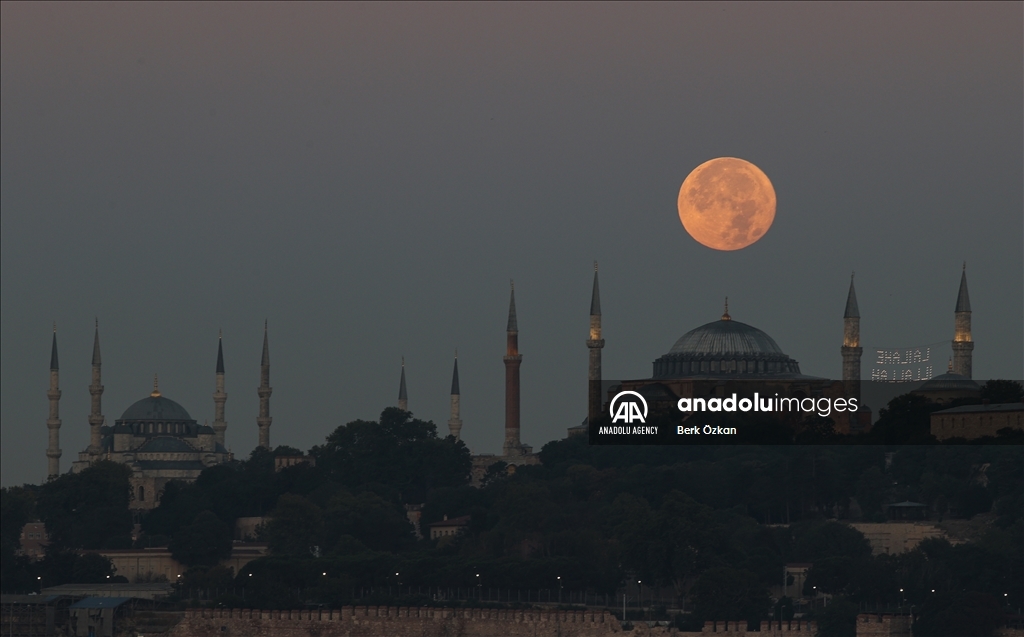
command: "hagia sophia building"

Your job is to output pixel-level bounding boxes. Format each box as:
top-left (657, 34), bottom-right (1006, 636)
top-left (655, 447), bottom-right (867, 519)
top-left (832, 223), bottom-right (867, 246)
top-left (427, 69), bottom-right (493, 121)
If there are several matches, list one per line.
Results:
top-left (43, 266), bottom-right (978, 506)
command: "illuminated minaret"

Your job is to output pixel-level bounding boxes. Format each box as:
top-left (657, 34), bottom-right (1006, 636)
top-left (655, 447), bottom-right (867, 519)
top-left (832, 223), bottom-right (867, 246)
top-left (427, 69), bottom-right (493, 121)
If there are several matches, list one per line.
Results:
top-left (841, 273), bottom-right (862, 400)
top-left (398, 358), bottom-right (408, 411)
top-left (212, 331), bottom-right (228, 447)
top-left (503, 281), bottom-right (523, 457)
top-left (952, 263), bottom-right (973, 378)
top-left (448, 352), bottom-right (462, 440)
top-left (87, 320), bottom-right (105, 456)
top-left (257, 322), bottom-right (272, 449)
top-left (586, 262), bottom-right (604, 425)
top-left (46, 325), bottom-right (62, 479)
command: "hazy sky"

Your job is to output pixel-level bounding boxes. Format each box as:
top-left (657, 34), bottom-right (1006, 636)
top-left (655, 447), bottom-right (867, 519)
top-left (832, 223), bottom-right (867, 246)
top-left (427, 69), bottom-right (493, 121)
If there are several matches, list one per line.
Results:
top-left (2, 3), bottom-right (1021, 486)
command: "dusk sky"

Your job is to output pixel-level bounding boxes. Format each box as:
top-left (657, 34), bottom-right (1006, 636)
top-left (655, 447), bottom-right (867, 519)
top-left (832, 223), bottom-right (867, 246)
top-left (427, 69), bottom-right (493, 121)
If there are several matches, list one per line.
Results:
top-left (2, 3), bottom-right (1021, 486)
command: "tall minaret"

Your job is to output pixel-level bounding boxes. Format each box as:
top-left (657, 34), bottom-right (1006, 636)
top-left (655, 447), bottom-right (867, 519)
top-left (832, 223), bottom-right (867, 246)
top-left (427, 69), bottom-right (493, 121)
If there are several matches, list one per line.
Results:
top-left (212, 331), bottom-right (228, 446)
top-left (257, 322), bottom-right (272, 449)
top-left (841, 273), bottom-right (862, 400)
top-left (87, 320), bottom-right (105, 456)
top-left (586, 262), bottom-right (604, 425)
top-left (46, 325), bottom-right (62, 479)
top-left (952, 263), bottom-right (973, 378)
top-left (503, 281), bottom-right (523, 457)
top-left (448, 352), bottom-right (462, 440)
top-left (398, 358), bottom-right (408, 411)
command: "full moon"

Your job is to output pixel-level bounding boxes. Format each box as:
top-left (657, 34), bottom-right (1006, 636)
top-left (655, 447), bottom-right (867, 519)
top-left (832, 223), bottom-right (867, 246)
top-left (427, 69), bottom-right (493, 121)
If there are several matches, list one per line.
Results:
top-left (677, 157), bottom-right (776, 251)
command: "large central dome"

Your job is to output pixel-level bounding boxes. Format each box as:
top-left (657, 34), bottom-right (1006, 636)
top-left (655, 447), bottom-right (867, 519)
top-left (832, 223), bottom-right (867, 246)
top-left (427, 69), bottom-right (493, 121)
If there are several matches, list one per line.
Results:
top-left (668, 318), bottom-right (786, 356)
top-left (119, 395), bottom-right (194, 422)
top-left (653, 313), bottom-right (802, 378)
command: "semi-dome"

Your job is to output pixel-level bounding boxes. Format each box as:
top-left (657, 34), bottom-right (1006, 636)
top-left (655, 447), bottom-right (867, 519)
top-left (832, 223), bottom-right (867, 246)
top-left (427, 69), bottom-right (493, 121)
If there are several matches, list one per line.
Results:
top-left (136, 436), bottom-right (197, 453)
top-left (653, 311), bottom-right (802, 378)
top-left (120, 395), bottom-right (194, 422)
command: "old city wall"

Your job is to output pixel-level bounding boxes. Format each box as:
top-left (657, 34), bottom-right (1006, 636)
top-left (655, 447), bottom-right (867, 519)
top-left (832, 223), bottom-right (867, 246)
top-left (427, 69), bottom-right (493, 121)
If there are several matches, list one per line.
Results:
top-left (169, 606), bottom-right (622, 637)
top-left (168, 608), bottom-right (820, 637)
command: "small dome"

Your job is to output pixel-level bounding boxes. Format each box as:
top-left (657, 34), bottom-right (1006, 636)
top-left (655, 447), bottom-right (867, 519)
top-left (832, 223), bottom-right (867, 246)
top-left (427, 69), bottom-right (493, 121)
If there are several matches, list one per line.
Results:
top-left (668, 318), bottom-right (785, 356)
top-left (916, 372), bottom-right (980, 393)
top-left (120, 395), bottom-right (194, 422)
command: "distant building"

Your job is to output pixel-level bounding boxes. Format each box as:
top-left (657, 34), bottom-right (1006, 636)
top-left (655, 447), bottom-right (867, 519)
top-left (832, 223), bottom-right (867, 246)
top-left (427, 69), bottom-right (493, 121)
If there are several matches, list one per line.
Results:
top-left (46, 323), bottom-right (278, 509)
top-left (848, 522), bottom-right (948, 556)
top-left (96, 544), bottom-right (268, 582)
top-left (930, 403), bottom-right (1024, 440)
top-left (912, 364), bottom-right (981, 404)
top-left (274, 454), bottom-right (315, 472)
top-left (429, 514), bottom-right (470, 540)
top-left (18, 522), bottom-right (48, 560)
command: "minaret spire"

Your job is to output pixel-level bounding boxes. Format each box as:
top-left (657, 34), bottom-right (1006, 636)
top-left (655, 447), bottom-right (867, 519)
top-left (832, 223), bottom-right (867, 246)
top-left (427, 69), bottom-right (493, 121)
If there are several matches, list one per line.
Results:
top-left (212, 330), bottom-right (228, 447)
top-left (586, 262), bottom-right (605, 426)
top-left (952, 264), bottom-right (973, 378)
top-left (398, 357), bottom-right (408, 411)
top-left (448, 351), bottom-right (462, 440)
top-left (503, 280), bottom-right (523, 456)
top-left (841, 272), bottom-right (863, 403)
top-left (87, 320), bottom-right (105, 456)
top-left (257, 321), bottom-right (272, 449)
top-left (46, 325), bottom-right (62, 478)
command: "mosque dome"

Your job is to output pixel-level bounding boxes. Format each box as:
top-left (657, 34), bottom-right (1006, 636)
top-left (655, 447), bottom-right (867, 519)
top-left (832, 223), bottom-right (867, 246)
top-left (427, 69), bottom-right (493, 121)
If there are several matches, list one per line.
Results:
top-left (915, 371), bottom-right (980, 394)
top-left (119, 391), bottom-right (194, 422)
top-left (667, 318), bottom-right (787, 357)
top-left (653, 310), bottom-right (802, 378)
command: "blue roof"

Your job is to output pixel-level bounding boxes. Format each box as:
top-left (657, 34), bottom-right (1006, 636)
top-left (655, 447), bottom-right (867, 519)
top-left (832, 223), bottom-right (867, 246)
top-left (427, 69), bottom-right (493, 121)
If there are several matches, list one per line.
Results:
top-left (69, 597), bottom-right (132, 609)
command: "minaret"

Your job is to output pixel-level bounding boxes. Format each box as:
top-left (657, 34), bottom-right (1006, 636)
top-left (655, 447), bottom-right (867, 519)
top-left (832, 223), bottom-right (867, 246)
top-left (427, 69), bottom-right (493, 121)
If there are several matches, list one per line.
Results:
top-left (257, 322), bottom-right (272, 449)
top-left (212, 331), bottom-right (228, 446)
top-left (841, 273), bottom-right (862, 400)
top-left (448, 352), bottom-right (462, 440)
top-left (586, 262), bottom-right (604, 425)
top-left (952, 263), bottom-right (973, 378)
top-left (87, 320), bottom-right (105, 456)
top-left (46, 325), bottom-right (62, 479)
top-left (503, 281), bottom-right (523, 457)
top-left (398, 358), bottom-right (408, 411)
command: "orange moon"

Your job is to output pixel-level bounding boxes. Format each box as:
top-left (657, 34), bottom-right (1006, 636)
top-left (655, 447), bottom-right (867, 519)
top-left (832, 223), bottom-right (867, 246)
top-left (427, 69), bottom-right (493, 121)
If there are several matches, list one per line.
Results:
top-left (677, 157), bottom-right (776, 251)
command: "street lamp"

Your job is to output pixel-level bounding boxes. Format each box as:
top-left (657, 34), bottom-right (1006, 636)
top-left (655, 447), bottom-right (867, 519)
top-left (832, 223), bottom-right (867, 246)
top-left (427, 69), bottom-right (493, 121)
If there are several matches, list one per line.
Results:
top-left (638, 580), bottom-right (643, 619)
top-left (557, 576), bottom-right (562, 604)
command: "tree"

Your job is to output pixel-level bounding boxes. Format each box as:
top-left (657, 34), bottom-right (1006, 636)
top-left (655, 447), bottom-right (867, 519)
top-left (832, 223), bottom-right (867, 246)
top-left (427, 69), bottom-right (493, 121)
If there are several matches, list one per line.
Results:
top-left (651, 491), bottom-right (722, 594)
top-left (317, 408), bottom-right (471, 503)
top-left (265, 494), bottom-right (325, 556)
top-left (980, 380), bottom-right (1023, 404)
top-left (35, 461), bottom-right (132, 550)
top-left (170, 511), bottom-right (232, 568)
top-left (914, 592), bottom-right (1004, 637)
top-left (689, 567), bottom-right (770, 629)
top-left (790, 521), bottom-right (872, 562)
top-left (72, 553), bottom-right (116, 583)
top-left (813, 596), bottom-right (859, 637)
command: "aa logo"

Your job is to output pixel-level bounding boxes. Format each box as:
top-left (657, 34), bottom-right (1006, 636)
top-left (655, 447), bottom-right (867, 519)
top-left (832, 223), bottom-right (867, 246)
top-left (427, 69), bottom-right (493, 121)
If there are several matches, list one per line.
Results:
top-left (609, 391), bottom-right (648, 424)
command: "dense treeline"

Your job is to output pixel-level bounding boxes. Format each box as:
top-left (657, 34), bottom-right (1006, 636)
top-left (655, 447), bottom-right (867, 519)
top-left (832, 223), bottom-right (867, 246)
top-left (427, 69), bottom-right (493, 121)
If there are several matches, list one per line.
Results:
top-left (2, 393), bottom-right (1022, 636)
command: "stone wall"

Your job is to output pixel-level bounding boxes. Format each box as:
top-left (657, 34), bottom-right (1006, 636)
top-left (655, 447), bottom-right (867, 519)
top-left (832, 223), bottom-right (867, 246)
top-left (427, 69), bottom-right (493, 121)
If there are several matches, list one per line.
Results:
top-left (169, 606), bottom-right (621, 637)
top-left (167, 608), bottom-right (821, 637)
top-left (855, 614), bottom-right (911, 637)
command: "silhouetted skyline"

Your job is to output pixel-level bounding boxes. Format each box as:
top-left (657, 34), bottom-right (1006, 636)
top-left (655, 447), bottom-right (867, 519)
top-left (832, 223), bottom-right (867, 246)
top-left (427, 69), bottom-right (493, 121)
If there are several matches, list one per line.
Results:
top-left (2, 3), bottom-right (1021, 485)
